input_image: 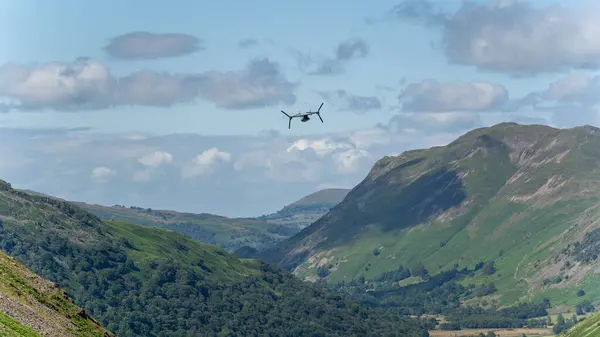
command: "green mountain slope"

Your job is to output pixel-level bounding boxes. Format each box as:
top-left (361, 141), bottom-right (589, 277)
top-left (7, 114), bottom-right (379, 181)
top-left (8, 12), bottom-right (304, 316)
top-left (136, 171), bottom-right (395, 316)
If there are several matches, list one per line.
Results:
top-left (561, 311), bottom-right (600, 336)
top-left (261, 122), bottom-right (600, 307)
top-left (0, 250), bottom-right (113, 337)
top-left (0, 179), bottom-right (429, 336)
top-left (69, 202), bottom-right (283, 252)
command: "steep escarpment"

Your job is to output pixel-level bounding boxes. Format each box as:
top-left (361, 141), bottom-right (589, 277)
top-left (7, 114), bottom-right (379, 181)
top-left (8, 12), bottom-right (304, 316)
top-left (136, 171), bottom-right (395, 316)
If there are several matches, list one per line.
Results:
top-left (261, 123), bottom-right (600, 305)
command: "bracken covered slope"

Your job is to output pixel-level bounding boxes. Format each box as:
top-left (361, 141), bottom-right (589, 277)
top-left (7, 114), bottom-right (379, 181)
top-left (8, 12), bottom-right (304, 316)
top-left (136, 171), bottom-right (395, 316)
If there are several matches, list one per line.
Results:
top-left (0, 250), bottom-right (112, 337)
top-left (261, 122), bottom-right (600, 306)
top-left (0, 179), bottom-right (429, 337)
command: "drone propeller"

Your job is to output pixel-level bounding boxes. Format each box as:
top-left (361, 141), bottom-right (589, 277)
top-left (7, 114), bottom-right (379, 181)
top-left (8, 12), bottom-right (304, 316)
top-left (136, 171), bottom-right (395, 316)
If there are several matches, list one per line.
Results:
top-left (316, 102), bottom-right (324, 123)
top-left (281, 110), bottom-right (292, 129)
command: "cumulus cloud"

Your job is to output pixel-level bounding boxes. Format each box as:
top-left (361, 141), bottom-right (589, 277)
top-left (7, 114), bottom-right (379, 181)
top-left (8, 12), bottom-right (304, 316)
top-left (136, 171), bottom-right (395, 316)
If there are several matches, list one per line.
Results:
top-left (104, 31), bottom-right (203, 59)
top-left (91, 166), bottom-right (116, 183)
top-left (387, 111), bottom-right (483, 133)
top-left (0, 58), bottom-right (296, 111)
top-left (319, 90), bottom-right (382, 113)
top-left (398, 79), bottom-right (509, 112)
top-left (509, 72), bottom-right (600, 127)
top-left (182, 147), bottom-right (232, 179)
top-left (196, 58), bottom-right (297, 109)
top-left (293, 38), bottom-right (369, 75)
top-left (332, 149), bottom-right (372, 173)
top-left (138, 151), bottom-right (173, 167)
top-left (389, 0), bottom-right (600, 75)
top-left (0, 124), bottom-right (475, 216)
top-left (0, 59), bottom-right (115, 111)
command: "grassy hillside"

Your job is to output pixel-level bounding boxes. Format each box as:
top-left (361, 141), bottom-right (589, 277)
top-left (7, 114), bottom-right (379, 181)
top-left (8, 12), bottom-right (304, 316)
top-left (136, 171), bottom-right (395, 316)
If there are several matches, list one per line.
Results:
top-left (561, 311), bottom-right (600, 336)
top-left (70, 202), bottom-right (284, 252)
top-left (0, 179), bottom-right (429, 336)
top-left (256, 188), bottom-right (350, 232)
top-left (261, 122), bottom-right (600, 309)
top-left (288, 188), bottom-right (351, 207)
top-left (0, 250), bottom-right (113, 337)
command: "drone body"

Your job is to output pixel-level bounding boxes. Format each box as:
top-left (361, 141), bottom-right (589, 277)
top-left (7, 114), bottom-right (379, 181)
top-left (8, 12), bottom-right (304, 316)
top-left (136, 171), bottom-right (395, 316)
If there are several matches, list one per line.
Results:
top-left (281, 102), bottom-right (324, 129)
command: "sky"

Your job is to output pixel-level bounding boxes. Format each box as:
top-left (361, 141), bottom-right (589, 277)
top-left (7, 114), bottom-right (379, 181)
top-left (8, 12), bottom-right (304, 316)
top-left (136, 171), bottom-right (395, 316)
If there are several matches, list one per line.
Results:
top-left (2, 0), bottom-right (600, 217)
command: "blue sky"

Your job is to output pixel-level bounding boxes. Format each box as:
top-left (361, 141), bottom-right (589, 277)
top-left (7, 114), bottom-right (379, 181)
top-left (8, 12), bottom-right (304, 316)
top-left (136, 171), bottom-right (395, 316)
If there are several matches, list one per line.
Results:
top-left (2, 0), bottom-right (600, 216)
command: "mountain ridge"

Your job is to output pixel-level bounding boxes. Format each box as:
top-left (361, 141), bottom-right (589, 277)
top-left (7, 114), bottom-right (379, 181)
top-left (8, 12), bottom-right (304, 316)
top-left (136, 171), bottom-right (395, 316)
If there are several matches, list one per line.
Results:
top-left (259, 122), bottom-right (600, 307)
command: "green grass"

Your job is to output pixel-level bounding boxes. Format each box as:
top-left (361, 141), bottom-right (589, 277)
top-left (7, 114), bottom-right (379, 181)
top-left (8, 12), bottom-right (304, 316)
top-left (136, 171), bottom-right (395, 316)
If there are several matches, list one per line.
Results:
top-left (0, 250), bottom-right (112, 337)
top-left (0, 312), bottom-right (41, 337)
top-left (104, 220), bottom-right (256, 281)
top-left (561, 311), bottom-right (600, 337)
top-left (72, 202), bottom-right (284, 252)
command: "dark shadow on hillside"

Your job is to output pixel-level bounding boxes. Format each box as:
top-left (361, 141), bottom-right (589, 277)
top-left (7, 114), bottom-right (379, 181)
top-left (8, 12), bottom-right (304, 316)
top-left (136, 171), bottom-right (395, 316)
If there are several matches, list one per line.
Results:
top-left (319, 166), bottom-right (467, 248)
top-left (338, 157), bottom-right (427, 213)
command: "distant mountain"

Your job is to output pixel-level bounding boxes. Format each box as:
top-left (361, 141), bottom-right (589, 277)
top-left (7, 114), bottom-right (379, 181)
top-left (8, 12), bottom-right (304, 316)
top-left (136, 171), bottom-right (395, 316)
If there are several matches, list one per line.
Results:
top-left (17, 187), bottom-right (348, 255)
top-left (0, 179), bottom-right (429, 336)
top-left (0, 249), bottom-right (112, 337)
top-left (256, 188), bottom-right (350, 230)
top-left (65, 201), bottom-right (284, 252)
top-left (260, 122), bottom-right (600, 308)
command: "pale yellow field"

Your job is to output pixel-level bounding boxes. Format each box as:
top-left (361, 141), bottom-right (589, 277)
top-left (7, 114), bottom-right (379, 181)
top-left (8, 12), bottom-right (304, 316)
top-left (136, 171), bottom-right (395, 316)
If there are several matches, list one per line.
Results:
top-left (428, 328), bottom-right (554, 337)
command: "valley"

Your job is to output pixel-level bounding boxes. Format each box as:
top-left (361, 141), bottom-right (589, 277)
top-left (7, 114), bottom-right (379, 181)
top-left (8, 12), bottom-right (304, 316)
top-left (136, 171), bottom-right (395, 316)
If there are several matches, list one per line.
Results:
top-left (5, 123), bottom-right (600, 336)
top-left (0, 179), bottom-right (428, 336)
top-left (60, 187), bottom-right (348, 254)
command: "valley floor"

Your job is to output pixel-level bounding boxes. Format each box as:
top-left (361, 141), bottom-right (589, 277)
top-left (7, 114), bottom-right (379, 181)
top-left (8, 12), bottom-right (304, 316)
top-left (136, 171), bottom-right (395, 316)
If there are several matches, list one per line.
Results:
top-left (428, 328), bottom-right (553, 337)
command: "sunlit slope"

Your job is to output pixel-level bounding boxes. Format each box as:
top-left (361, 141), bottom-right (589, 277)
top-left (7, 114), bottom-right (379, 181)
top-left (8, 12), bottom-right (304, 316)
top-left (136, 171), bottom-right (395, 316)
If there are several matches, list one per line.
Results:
top-left (69, 201), bottom-right (282, 252)
top-left (0, 250), bottom-right (112, 337)
top-left (561, 312), bottom-right (600, 337)
top-left (262, 123), bottom-right (600, 305)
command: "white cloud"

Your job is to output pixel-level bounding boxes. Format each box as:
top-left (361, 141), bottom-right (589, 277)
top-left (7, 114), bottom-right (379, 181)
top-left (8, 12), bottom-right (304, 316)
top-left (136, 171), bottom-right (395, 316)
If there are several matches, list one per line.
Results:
top-left (182, 147), bottom-right (232, 179)
top-left (138, 151), bottom-right (173, 167)
top-left (398, 79), bottom-right (508, 112)
top-left (90, 166), bottom-right (116, 183)
top-left (286, 137), bottom-right (355, 156)
top-left (393, 0), bottom-right (600, 75)
top-left (0, 58), bottom-right (296, 111)
top-left (0, 123), bottom-right (491, 217)
top-left (333, 149), bottom-right (372, 173)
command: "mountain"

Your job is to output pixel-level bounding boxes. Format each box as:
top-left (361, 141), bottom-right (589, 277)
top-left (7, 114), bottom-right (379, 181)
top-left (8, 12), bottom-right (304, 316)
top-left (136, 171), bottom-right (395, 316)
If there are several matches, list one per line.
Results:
top-left (261, 122), bottom-right (600, 308)
top-left (256, 188), bottom-right (350, 230)
top-left (0, 249), bottom-right (113, 337)
top-left (67, 202), bottom-right (283, 252)
top-left (0, 179), bottom-right (429, 336)
top-left (68, 188), bottom-right (349, 254)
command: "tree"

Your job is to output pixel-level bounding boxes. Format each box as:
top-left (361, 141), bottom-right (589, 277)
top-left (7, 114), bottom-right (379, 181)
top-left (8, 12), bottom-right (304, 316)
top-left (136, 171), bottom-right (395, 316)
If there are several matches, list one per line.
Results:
top-left (577, 289), bottom-right (585, 297)
top-left (482, 261), bottom-right (497, 275)
top-left (557, 313), bottom-right (565, 326)
top-left (486, 331), bottom-right (497, 337)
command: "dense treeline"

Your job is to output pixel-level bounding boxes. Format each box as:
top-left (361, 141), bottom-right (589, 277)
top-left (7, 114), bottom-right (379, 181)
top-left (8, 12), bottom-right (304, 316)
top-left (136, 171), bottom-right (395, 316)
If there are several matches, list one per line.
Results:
top-left (0, 189), bottom-right (430, 337)
top-left (329, 264), bottom-right (555, 330)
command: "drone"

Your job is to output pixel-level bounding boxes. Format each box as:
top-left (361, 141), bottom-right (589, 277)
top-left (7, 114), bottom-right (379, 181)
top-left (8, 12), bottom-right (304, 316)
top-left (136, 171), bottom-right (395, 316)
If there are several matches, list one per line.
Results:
top-left (281, 102), bottom-right (324, 129)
